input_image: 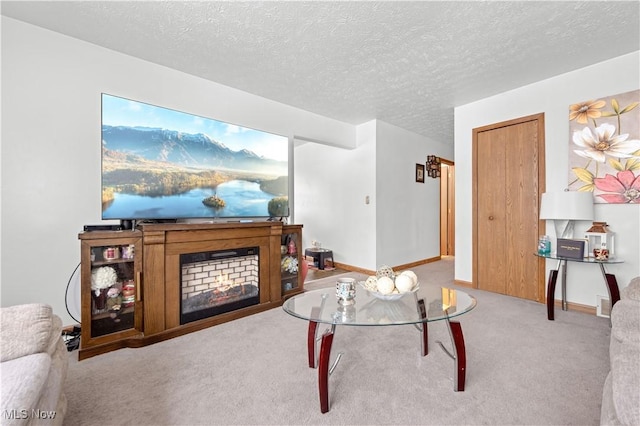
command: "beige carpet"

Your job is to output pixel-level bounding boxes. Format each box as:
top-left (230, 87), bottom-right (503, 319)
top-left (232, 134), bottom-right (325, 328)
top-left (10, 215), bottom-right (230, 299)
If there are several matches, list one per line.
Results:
top-left (304, 265), bottom-right (351, 283)
top-left (63, 258), bottom-right (611, 425)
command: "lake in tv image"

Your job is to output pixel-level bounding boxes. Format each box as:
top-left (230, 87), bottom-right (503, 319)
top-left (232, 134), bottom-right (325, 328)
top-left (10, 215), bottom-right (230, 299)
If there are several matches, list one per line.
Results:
top-left (101, 94), bottom-right (289, 219)
top-left (103, 182), bottom-right (276, 219)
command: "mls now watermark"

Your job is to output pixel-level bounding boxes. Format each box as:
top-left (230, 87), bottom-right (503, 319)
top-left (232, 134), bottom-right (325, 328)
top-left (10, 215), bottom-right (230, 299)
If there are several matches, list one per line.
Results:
top-left (2, 409), bottom-right (57, 420)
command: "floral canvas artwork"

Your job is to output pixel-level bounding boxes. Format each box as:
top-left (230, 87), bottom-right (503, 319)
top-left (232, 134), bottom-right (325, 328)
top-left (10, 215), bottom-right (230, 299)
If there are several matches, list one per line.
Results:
top-left (568, 89), bottom-right (640, 203)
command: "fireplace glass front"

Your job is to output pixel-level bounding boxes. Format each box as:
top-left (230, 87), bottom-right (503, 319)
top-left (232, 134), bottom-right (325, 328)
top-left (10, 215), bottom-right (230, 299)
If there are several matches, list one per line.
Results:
top-left (180, 247), bottom-right (259, 324)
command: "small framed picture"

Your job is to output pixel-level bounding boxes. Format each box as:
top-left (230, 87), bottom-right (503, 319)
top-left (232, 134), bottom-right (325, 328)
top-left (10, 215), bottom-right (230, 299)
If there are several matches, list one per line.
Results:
top-left (416, 163), bottom-right (425, 183)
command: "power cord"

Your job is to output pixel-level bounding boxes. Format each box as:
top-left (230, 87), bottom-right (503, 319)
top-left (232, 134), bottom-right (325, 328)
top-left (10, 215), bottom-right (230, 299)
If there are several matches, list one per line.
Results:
top-left (64, 262), bottom-right (82, 351)
top-left (65, 262), bottom-right (81, 324)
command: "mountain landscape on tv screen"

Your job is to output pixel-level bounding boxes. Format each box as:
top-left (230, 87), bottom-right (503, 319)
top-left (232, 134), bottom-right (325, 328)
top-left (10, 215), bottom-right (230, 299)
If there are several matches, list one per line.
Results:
top-left (102, 125), bottom-right (287, 173)
top-left (101, 125), bottom-right (289, 219)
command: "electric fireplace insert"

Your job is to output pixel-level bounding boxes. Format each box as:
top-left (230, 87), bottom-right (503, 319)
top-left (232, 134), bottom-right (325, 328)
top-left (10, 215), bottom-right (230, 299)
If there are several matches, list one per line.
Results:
top-left (180, 247), bottom-right (260, 324)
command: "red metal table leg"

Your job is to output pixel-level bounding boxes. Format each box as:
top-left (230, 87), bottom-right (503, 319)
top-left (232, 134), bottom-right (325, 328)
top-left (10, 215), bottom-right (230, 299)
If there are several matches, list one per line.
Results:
top-left (605, 273), bottom-right (621, 307)
top-left (599, 264), bottom-right (621, 308)
top-left (438, 317), bottom-right (468, 392)
top-left (449, 321), bottom-right (466, 391)
top-left (307, 305), bottom-right (324, 368)
top-left (546, 269), bottom-right (559, 320)
top-left (308, 320), bottom-right (318, 368)
top-left (422, 322), bottom-right (429, 356)
top-left (318, 329), bottom-right (335, 413)
top-left (416, 298), bottom-right (429, 356)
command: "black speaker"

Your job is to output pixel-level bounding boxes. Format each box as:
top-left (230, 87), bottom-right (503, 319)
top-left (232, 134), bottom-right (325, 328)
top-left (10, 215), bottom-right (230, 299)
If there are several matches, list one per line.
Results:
top-left (83, 224), bottom-right (123, 232)
top-left (120, 220), bottom-right (134, 230)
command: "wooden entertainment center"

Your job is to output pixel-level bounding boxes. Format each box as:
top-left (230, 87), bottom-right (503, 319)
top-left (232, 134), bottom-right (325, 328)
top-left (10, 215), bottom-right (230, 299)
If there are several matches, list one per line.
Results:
top-left (78, 222), bottom-right (303, 360)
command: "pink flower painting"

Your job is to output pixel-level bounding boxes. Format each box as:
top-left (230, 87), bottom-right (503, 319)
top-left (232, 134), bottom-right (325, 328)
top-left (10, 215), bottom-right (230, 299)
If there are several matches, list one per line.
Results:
top-left (568, 89), bottom-right (640, 204)
top-left (594, 170), bottom-right (640, 204)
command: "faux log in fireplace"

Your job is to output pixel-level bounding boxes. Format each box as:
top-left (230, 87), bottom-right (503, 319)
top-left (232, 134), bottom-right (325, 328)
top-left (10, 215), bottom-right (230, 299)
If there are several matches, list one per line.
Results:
top-left (180, 247), bottom-right (260, 324)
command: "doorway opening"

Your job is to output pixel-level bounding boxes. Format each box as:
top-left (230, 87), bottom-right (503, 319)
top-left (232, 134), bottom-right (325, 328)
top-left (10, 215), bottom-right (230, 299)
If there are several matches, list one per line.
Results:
top-left (440, 160), bottom-right (455, 257)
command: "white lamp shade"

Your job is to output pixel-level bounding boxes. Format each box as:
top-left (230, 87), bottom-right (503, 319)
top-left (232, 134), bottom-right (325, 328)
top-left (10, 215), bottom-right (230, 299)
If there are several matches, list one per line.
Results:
top-left (540, 191), bottom-right (594, 221)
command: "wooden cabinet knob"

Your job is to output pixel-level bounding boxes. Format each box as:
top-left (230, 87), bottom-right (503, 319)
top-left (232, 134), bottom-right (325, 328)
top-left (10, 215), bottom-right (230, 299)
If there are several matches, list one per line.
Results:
top-left (488, 216), bottom-right (494, 220)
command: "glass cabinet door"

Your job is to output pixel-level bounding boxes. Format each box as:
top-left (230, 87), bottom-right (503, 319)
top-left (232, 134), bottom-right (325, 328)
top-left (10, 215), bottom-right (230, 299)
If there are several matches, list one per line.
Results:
top-left (281, 226), bottom-right (303, 296)
top-left (80, 233), bottom-right (143, 345)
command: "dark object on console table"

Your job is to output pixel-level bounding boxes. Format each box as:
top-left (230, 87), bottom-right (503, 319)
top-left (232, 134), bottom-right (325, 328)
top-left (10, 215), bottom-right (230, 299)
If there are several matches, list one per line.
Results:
top-left (84, 224), bottom-right (123, 232)
top-left (556, 238), bottom-right (585, 259)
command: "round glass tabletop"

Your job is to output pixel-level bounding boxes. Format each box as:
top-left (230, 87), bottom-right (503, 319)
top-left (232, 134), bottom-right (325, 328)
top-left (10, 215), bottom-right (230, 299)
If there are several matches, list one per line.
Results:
top-left (282, 285), bottom-right (476, 326)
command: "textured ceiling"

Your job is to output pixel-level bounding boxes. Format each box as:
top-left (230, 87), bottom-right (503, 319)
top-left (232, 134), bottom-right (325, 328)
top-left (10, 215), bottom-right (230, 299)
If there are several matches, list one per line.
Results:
top-left (2, 1), bottom-right (639, 144)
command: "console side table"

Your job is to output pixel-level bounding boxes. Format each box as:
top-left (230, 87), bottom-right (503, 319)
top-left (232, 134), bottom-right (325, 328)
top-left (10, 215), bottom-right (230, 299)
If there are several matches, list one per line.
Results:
top-left (536, 253), bottom-right (623, 320)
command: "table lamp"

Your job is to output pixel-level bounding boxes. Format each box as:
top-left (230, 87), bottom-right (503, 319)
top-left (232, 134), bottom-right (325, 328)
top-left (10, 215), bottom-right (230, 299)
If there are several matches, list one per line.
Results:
top-left (540, 190), bottom-right (594, 239)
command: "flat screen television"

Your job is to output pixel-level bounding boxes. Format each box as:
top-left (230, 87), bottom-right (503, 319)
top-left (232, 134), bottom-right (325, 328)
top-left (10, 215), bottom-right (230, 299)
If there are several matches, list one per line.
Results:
top-left (101, 94), bottom-right (289, 221)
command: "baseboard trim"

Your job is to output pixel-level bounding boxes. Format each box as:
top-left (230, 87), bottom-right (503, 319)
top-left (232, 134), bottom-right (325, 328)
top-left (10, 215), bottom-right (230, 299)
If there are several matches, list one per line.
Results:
top-left (451, 284), bottom-right (598, 316)
top-left (332, 262), bottom-right (374, 276)
top-left (334, 256), bottom-right (442, 277)
top-left (454, 279), bottom-right (473, 288)
top-left (553, 299), bottom-right (597, 316)
top-left (393, 256), bottom-right (442, 271)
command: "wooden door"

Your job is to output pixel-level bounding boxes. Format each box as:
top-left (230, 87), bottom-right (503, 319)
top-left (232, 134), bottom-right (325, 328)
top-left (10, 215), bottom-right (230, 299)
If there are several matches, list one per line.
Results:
top-left (473, 114), bottom-right (545, 302)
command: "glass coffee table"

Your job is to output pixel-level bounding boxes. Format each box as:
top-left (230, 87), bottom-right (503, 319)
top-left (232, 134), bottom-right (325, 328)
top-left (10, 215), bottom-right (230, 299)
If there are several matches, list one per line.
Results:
top-left (282, 284), bottom-right (477, 413)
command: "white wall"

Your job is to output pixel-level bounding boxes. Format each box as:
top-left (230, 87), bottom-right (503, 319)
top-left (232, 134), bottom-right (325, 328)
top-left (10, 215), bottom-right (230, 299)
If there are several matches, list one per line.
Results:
top-left (0, 17), bottom-right (354, 325)
top-left (294, 119), bottom-right (452, 271)
top-left (455, 51), bottom-right (640, 307)
top-left (375, 121), bottom-right (453, 267)
top-left (294, 120), bottom-right (377, 270)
